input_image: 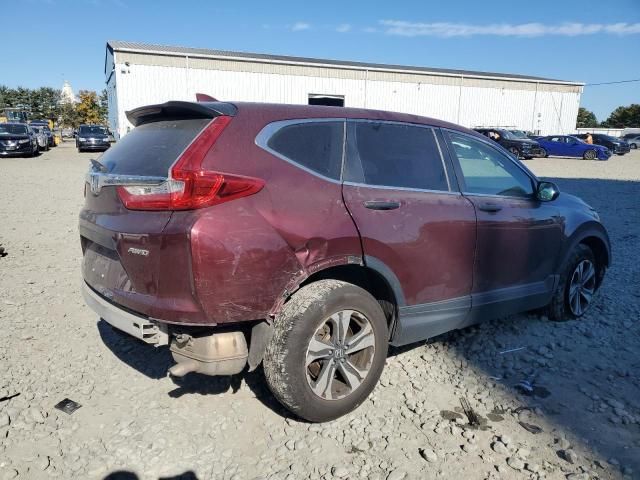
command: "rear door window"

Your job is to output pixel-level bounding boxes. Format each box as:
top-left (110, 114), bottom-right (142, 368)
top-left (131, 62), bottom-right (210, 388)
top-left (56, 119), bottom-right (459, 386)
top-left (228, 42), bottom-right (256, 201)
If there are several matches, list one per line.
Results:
top-left (345, 121), bottom-right (449, 191)
top-left (100, 118), bottom-right (211, 177)
top-left (264, 121), bottom-right (344, 180)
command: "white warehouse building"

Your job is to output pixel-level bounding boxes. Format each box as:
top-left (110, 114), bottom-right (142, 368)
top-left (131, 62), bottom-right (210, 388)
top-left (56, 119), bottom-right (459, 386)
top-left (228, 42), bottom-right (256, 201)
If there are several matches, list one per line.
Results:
top-left (105, 40), bottom-right (583, 139)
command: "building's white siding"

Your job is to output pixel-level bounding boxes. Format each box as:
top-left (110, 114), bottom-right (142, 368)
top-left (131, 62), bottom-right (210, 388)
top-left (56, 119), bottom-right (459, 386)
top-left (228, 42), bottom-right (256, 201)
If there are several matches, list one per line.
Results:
top-left (106, 48), bottom-right (582, 139)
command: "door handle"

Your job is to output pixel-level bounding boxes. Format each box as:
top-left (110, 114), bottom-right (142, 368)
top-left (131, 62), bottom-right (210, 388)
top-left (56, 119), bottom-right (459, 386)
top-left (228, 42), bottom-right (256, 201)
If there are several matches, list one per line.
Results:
top-left (477, 202), bottom-right (502, 213)
top-left (364, 200), bottom-right (401, 211)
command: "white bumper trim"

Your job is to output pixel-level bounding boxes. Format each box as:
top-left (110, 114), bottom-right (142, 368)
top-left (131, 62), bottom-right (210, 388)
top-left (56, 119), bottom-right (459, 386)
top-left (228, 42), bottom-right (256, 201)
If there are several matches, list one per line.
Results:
top-left (82, 283), bottom-right (169, 345)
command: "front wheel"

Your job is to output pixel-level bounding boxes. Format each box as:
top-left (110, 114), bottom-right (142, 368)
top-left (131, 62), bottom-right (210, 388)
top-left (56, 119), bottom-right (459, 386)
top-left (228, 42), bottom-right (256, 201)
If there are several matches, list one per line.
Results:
top-left (538, 148), bottom-right (548, 158)
top-left (509, 147), bottom-right (520, 158)
top-left (548, 244), bottom-right (598, 321)
top-left (263, 280), bottom-right (388, 422)
top-left (631, 144), bottom-right (637, 150)
top-left (583, 149), bottom-right (597, 160)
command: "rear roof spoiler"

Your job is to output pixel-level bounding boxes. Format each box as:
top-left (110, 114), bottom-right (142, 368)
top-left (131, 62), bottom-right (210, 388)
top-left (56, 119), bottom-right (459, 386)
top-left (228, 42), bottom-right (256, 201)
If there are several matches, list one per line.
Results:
top-left (126, 101), bottom-right (237, 127)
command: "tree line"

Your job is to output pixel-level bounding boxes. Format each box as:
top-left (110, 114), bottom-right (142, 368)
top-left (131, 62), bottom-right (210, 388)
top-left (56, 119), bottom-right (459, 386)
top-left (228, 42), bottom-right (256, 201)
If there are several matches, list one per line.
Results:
top-left (577, 105), bottom-right (640, 129)
top-left (0, 86), bottom-right (108, 128)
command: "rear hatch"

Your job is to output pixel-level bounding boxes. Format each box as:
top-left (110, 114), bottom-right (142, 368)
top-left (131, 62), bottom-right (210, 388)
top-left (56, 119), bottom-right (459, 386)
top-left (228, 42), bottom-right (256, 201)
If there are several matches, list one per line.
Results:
top-left (79, 101), bottom-right (240, 323)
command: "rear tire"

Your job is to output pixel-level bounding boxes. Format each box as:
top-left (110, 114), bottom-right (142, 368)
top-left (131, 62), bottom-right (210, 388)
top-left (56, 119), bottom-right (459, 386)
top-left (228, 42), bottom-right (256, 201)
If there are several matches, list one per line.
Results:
top-left (583, 149), bottom-right (597, 160)
top-left (547, 244), bottom-right (598, 321)
top-left (263, 280), bottom-right (388, 422)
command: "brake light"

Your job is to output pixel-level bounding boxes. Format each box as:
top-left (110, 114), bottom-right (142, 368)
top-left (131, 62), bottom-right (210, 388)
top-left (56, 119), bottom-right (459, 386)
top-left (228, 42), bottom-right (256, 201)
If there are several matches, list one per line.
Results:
top-left (117, 116), bottom-right (264, 211)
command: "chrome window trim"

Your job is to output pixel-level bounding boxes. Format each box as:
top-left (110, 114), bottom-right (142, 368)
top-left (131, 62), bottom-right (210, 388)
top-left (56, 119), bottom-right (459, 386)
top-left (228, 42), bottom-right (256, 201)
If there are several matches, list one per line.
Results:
top-left (346, 119), bottom-right (452, 193)
top-left (460, 191), bottom-right (536, 201)
top-left (343, 180), bottom-right (461, 196)
top-left (255, 118), bottom-right (346, 185)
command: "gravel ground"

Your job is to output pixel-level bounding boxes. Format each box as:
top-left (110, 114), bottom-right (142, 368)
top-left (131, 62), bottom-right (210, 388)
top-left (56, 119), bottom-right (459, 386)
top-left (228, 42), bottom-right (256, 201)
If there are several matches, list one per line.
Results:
top-left (0, 143), bottom-right (639, 480)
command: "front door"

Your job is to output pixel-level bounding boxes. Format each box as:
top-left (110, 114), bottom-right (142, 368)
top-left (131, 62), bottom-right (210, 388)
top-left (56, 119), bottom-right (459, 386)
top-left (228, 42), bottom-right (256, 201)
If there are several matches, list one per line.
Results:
top-left (443, 130), bottom-right (564, 318)
top-left (341, 120), bottom-right (477, 345)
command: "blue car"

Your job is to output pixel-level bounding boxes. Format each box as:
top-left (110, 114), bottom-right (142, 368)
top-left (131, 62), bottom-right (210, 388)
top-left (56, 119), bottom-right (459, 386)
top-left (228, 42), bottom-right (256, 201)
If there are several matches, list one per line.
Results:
top-left (536, 135), bottom-right (611, 161)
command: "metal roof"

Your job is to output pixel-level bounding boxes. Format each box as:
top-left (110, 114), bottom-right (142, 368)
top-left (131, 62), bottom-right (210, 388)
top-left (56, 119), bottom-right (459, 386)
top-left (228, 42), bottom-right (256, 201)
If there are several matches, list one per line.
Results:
top-left (106, 40), bottom-right (583, 86)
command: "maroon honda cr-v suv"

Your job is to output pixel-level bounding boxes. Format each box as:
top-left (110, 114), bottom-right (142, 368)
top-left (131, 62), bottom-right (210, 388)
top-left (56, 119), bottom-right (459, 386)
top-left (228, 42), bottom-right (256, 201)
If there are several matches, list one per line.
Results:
top-left (80, 100), bottom-right (610, 421)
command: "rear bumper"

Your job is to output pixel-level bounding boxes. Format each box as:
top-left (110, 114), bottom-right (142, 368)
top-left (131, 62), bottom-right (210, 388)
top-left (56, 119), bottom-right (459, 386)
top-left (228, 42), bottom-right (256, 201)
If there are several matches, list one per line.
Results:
top-left (82, 282), bottom-right (169, 345)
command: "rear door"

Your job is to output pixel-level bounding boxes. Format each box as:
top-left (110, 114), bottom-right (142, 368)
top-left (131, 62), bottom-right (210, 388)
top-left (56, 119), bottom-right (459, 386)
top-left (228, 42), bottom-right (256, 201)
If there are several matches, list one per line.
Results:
top-left (341, 120), bottom-right (477, 344)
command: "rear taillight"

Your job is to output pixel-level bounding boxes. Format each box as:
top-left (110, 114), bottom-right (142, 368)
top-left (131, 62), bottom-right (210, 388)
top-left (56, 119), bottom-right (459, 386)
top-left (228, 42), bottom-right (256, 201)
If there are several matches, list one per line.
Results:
top-left (117, 116), bottom-right (264, 211)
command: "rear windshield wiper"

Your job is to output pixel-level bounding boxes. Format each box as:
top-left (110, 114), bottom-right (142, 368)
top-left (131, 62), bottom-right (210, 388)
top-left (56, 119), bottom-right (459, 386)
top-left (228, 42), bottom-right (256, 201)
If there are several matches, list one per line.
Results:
top-left (90, 158), bottom-right (108, 173)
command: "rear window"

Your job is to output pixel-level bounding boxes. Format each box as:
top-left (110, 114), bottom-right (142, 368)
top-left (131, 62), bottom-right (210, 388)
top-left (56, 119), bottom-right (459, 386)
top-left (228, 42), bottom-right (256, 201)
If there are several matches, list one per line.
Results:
top-left (345, 121), bottom-right (449, 191)
top-left (100, 118), bottom-right (210, 176)
top-left (265, 121), bottom-right (344, 180)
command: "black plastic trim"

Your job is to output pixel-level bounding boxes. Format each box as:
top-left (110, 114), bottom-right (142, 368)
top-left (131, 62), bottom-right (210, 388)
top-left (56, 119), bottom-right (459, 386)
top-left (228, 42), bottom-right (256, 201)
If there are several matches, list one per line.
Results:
top-left (391, 295), bottom-right (470, 346)
top-left (390, 276), bottom-right (557, 347)
top-left (363, 255), bottom-right (406, 307)
top-left (126, 101), bottom-right (238, 126)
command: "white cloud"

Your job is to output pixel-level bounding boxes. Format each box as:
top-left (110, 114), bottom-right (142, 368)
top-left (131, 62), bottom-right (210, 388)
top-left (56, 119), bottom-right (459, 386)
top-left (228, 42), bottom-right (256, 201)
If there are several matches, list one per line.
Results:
top-left (336, 23), bottom-right (351, 33)
top-left (291, 22), bottom-right (311, 32)
top-left (379, 20), bottom-right (640, 37)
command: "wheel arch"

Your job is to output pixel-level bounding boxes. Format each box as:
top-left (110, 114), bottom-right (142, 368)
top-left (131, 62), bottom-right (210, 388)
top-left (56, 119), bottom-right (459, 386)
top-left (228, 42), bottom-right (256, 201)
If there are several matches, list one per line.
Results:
top-left (558, 223), bottom-right (611, 287)
top-left (298, 261), bottom-right (403, 333)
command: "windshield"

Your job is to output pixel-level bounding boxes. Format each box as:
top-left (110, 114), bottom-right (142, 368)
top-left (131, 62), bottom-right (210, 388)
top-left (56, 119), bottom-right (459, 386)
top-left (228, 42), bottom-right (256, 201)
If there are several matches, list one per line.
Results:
top-left (79, 126), bottom-right (106, 135)
top-left (0, 124), bottom-right (28, 135)
top-left (510, 130), bottom-right (528, 139)
top-left (498, 130), bottom-right (516, 140)
top-left (599, 135), bottom-right (619, 142)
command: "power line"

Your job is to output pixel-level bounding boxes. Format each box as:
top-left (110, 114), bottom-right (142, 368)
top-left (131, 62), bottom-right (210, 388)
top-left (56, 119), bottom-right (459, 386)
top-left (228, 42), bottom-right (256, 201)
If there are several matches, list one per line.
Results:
top-left (585, 78), bottom-right (640, 86)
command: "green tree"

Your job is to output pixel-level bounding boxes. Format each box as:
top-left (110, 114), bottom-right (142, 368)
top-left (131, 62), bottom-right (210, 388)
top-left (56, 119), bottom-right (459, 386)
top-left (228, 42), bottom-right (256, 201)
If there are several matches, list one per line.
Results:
top-left (76, 90), bottom-right (102, 125)
top-left (576, 107), bottom-right (598, 128)
top-left (98, 89), bottom-right (108, 124)
top-left (59, 102), bottom-right (81, 128)
top-left (601, 104), bottom-right (640, 128)
top-left (30, 87), bottom-right (62, 123)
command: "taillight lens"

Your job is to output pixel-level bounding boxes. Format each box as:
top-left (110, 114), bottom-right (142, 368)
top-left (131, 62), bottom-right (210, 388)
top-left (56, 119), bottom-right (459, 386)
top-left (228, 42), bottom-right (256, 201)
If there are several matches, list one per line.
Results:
top-left (117, 116), bottom-right (264, 211)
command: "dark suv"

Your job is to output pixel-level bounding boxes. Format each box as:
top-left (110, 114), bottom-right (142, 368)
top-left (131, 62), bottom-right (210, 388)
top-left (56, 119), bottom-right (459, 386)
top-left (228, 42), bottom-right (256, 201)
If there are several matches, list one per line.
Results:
top-left (76, 124), bottom-right (110, 152)
top-left (80, 101), bottom-right (610, 422)
top-left (474, 128), bottom-right (542, 159)
top-left (575, 133), bottom-right (631, 155)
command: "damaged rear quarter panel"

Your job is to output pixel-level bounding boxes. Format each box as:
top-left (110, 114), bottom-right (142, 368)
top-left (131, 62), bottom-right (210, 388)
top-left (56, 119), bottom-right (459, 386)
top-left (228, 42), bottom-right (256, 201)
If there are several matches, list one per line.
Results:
top-left (185, 110), bottom-right (363, 323)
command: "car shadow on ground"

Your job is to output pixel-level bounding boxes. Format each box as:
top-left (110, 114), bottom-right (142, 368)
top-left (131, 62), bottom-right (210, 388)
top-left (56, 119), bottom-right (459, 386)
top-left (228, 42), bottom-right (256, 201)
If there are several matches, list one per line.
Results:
top-left (104, 471), bottom-right (198, 480)
top-left (98, 177), bottom-right (639, 473)
top-left (97, 319), bottom-right (296, 419)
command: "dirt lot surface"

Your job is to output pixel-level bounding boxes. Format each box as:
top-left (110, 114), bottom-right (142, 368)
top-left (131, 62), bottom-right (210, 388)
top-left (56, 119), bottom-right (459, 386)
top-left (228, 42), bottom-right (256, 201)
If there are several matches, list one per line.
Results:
top-left (1, 143), bottom-right (639, 480)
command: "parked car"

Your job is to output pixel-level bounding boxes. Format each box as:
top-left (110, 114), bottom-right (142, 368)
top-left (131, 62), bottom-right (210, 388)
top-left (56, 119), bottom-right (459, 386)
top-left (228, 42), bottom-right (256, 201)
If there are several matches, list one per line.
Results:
top-left (0, 122), bottom-right (39, 157)
top-left (76, 124), bottom-right (110, 152)
top-left (80, 101), bottom-right (611, 422)
top-left (575, 133), bottom-right (630, 155)
top-left (620, 134), bottom-right (639, 149)
top-left (61, 128), bottom-right (74, 138)
top-left (535, 135), bottom-right (611, 160)
top-left (474, 128), bottom-right (542, 159)
top-left (30, 121), bottom-right (55, 147)
top-left (30, 126), bottom-right (49, 151)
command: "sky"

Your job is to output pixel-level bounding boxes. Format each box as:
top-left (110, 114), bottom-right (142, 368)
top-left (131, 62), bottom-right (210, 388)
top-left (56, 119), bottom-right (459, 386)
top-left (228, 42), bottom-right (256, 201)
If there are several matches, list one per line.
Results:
top-left (1, 0), bottom-right (639, 122)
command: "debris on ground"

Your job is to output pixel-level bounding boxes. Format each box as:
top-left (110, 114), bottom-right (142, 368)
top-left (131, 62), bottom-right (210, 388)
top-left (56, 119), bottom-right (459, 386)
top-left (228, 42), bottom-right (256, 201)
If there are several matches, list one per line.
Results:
top-left (54, 398), bottom-right (82, 414)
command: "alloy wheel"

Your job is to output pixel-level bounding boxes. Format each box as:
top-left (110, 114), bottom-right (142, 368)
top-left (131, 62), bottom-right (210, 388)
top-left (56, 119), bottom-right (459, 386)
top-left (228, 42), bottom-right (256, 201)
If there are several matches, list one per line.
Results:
top-left (305, 309), bottom-right (376, 400)
top-left (568, 259), bottom-right (596, 316)
top-left (585, 150), bottom-right (596, 160)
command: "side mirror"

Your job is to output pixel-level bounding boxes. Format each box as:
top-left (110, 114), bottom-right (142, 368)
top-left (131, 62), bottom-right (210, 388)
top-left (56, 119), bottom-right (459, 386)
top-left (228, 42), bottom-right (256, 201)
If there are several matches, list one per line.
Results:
top-left (537, 181), bottom-right (560, 202)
